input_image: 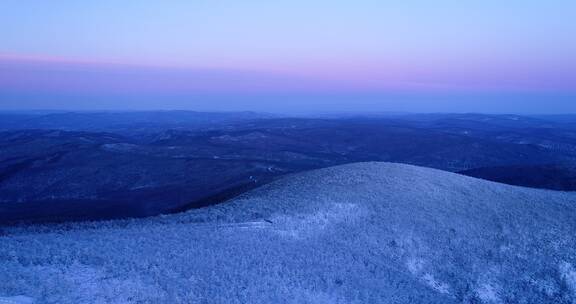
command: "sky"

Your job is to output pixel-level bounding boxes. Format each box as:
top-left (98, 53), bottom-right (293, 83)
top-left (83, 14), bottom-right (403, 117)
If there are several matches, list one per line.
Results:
top-left (0, 0), bottom-right (575, 113)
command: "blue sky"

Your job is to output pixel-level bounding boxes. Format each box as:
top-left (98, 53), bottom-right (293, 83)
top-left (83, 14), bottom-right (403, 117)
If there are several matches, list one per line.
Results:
top-left (0, 0), bottom-right (575, 112)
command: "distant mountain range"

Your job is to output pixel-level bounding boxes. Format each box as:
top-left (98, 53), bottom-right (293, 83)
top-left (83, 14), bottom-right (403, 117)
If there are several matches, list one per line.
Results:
top-left (1, 111), bottom-right (576, 223)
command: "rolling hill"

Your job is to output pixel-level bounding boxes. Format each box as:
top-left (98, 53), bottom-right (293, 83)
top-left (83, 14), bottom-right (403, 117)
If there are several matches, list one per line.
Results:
top-left (1, 162), bottom-right (576, 303)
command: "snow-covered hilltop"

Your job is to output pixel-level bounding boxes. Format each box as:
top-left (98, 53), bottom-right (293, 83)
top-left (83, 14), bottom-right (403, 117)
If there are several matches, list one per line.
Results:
top-left (1, 162), bottom-right (576, 303)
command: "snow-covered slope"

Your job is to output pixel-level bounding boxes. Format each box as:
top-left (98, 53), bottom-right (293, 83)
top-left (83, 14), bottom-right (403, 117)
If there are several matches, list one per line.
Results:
top-left (1, 162), bottom-right (576, 303)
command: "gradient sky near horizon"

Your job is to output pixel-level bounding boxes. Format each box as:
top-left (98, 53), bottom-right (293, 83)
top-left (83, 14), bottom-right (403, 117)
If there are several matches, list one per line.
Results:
top-left (0, 0), bottom-right (575, 113)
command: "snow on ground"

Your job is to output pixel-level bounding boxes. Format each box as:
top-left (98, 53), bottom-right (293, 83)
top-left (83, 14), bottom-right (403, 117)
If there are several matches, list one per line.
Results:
top-left (0, 296), bottom-right (35, 304)
top-left (1, 162), bottom-right (576, 303)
